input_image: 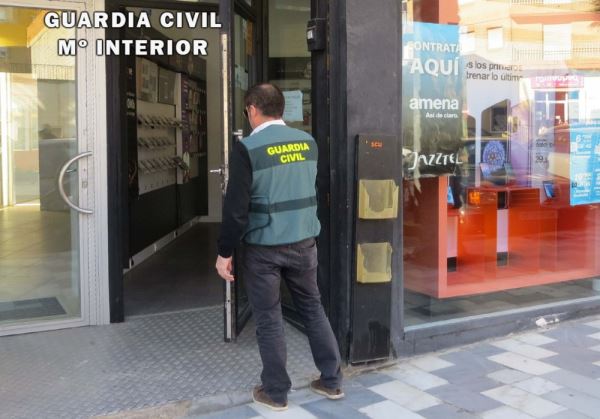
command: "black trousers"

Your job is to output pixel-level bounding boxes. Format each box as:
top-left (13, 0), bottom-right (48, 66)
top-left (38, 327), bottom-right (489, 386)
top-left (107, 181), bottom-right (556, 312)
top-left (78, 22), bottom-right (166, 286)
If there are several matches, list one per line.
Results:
top-left (243, 238), bottom-right (342, 403)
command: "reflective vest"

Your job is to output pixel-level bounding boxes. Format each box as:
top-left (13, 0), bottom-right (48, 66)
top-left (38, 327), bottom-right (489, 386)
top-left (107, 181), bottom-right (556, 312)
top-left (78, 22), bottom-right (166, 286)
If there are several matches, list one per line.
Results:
top-left (241, 124), bottom-right (321, 245)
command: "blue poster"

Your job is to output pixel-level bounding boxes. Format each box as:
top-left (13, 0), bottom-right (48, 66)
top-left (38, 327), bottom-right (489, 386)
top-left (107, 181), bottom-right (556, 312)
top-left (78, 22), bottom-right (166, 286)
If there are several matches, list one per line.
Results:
top-left (402, 22), bottom-right (464, 177)
top-left (570, 125), bottom-right (600, 205)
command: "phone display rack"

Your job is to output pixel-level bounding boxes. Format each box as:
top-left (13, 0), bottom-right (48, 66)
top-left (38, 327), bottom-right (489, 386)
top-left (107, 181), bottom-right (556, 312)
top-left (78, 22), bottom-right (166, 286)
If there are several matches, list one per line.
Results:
top-left (136, 104), bottom-right (185, 194)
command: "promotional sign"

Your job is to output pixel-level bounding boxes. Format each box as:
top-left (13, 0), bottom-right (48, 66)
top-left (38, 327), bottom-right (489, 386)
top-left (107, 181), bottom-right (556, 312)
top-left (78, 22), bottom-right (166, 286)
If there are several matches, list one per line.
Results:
top-left (570, 125), bottom-right (600, 205)
top-left (402, 22), bottom-right (464, 177)
top-left (531, 74), bottom-right (583, 89)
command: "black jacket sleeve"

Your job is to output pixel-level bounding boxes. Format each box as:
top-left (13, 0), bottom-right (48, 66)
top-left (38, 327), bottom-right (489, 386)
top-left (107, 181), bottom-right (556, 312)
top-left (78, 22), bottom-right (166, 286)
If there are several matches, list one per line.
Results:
top-left (217, 141), bottom-right (252, 257)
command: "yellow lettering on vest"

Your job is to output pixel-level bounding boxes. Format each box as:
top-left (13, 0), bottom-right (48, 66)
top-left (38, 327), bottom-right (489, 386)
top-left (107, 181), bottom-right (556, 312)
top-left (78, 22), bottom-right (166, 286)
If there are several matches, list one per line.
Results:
top-left (280, 153), bottom-right (306, 164)
top-left (266, 142), bottom-right (311, 157)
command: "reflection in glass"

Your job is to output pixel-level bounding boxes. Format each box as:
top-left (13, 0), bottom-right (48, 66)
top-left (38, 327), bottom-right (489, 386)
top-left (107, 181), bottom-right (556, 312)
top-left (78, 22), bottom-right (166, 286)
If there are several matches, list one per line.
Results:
top-left (0, 7), bottom-right (80, 326)
top-left (268, 0), bottom-right (312, 133)
top-left (402, 0), bottom-right (600, 327)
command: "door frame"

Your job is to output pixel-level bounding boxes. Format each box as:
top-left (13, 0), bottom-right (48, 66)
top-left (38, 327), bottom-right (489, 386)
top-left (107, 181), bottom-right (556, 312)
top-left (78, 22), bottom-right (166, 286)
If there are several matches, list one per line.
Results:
top-left (221, 0), bottom-right (265, 341)
top-left (0, 0), bottom-right (109, 336)
top-left (105, 0), bottom-right (221, 322)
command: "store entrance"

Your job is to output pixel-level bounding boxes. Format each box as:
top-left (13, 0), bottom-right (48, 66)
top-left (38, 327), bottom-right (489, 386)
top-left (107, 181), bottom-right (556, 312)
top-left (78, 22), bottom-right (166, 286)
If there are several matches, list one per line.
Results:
top-left (107, 0), bottom-right (319, 341)
top-left (112, 2), bottom-right (226, 318)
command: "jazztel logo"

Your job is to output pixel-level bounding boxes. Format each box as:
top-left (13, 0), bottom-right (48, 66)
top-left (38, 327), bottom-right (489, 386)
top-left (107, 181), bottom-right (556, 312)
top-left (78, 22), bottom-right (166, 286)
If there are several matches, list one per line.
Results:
top-left (407, 151), bottom-right (463, 170)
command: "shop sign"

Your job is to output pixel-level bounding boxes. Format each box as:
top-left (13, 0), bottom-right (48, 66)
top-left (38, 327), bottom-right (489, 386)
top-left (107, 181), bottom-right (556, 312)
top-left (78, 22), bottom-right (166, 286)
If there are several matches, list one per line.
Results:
top-left (402, 22), bottom-right (464, 177)
top-left (570, 125), bottom-right (600, 205)
top-left (532, 74), bottom-right (583, 89)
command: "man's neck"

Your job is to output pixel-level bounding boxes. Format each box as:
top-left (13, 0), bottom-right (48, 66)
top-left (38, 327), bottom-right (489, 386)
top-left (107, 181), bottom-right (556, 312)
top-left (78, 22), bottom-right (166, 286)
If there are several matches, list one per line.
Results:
top-left (253, 117), bottom-right (277, 128)
top-left (250, 118), bottom-right (286, 136)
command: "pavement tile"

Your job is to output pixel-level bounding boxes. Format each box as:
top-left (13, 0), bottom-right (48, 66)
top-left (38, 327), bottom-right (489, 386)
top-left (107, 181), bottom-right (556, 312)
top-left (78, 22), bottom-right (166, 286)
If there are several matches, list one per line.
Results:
top-left (197, 405), bottom-right (261, 419)
top-left (459, 344), bottom-right (506, 359)
top-left (352, 372), bottom-right (395, 388)
top-left (480, 405), bottom-right (535, 419)
top-left (515, 333), bottom-right (556, 347)
top-left (250, 402), bottom-right (316, 419)
top-left (439, 349), bottom-right (502, 371)
top-left (428, 385), bottom-right (502, 413)
top-left (544, 325), bottom-right (600, 345)
top-left (513, 377), bottom-right (562, 396)
top-left (339, 386), bottom-right (387, 410)
top-left (369, 380), bottom-right (440, 411)
top-left (288, 388), bottom-right (324, 406)
top-left (544, 410), bottom-right (594, 419)
top-left (488, 352), bottom-right (559, 375)
top-left (417, 403), bottom-right (477, 419)
top-left (301, 399), bottom-right (368, 419)
top-left (490, 338), bottom-right (557, 360)
top-left (383, 364), bottom-right (448, 390)
top-left (544, 369), bottom-right (600, 398)
top-left (359, 400), bottom-right (425, 419)
top-left (543, 388), bottom-right (600, 418)
top-left (487, 369), bottom-right (532, 385)
top-left (434, 351), bottom-right (504, 385)
top-left (408, 355), bottom-right (454, 372)
top-left (454, 376), bottom-right (500, 393)
top-left (482, 385), bottom-right (566, 417)
top-left (584, 319), bottom-right (600, 329)
top-left (541, 354), bottom-right (600, 379)
top-left (545, 341), bottom-right (600, 359)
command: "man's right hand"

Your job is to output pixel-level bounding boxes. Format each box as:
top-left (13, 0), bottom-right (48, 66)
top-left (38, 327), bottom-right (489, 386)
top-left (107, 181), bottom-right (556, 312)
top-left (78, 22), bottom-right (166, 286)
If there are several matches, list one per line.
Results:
top-left (215, 255), bottom-right (235, 281)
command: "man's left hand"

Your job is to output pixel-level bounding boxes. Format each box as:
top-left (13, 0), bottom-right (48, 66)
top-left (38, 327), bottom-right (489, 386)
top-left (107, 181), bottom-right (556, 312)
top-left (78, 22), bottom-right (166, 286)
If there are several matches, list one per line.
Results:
top-left (215, 255), bottom-right (235, 281)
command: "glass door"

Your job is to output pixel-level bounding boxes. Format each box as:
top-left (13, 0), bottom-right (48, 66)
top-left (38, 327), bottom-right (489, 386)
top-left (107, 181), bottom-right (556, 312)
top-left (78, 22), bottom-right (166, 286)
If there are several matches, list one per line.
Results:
top-left (222, 0), bottom-right (260, 341)
top-left (0, 1), bottom-right (93, 333)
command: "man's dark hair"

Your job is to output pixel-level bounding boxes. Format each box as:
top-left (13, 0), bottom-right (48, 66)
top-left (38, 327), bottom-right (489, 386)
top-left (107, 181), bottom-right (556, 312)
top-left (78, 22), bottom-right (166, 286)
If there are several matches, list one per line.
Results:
top-left (244, 83), bottom-right (285, 118)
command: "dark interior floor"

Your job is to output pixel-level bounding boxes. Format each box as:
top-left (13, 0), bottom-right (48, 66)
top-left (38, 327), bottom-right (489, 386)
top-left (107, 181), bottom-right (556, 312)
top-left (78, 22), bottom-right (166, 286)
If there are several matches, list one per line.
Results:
top-left (124, 223), bottom-right (222, 317)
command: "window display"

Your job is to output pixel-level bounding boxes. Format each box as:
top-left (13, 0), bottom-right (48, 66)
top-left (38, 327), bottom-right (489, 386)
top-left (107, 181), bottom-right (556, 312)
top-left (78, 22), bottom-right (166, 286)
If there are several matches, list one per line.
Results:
top-left (402, 0), bottom-right (600, 326)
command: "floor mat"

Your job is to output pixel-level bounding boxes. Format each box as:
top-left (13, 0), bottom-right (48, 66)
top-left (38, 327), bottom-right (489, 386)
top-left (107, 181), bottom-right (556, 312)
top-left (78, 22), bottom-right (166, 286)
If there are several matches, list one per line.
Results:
top-left (0, 297), bottom-right (66, 322)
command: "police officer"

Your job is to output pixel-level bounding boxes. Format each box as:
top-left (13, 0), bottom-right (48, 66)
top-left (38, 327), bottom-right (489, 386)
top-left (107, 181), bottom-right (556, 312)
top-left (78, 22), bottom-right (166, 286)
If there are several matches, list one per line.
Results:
top-left (215, 83), bottom-right (343, 411)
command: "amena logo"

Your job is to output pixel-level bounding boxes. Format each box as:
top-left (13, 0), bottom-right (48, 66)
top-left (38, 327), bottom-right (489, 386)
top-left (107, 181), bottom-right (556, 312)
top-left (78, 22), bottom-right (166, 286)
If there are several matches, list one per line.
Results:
top-left (407, 151), bottom-right (463, 171)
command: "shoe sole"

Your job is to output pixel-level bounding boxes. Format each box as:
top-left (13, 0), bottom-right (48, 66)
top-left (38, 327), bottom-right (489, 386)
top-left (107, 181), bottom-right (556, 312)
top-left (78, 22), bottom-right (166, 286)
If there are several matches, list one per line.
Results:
top-left (310, 385), bottom-right (345, 400)
top-left (252, 393), bottom-right (289, 411)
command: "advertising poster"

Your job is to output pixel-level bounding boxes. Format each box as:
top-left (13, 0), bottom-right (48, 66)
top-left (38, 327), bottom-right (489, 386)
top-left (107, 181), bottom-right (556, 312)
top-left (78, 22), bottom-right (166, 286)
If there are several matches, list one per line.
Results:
top-left (570, 126), bottom-right (600, 205)
top-left (402, 22), bottom-right (464, 177)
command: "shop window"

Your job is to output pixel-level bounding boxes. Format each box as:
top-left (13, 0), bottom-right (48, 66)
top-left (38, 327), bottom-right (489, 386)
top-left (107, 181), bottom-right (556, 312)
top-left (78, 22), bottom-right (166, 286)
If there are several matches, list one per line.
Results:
top-left (402, 0), bottom-right (600, 327)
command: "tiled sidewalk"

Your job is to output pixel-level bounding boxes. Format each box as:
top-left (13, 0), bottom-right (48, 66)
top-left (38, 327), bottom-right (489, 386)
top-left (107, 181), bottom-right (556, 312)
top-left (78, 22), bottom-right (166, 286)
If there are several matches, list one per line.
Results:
top-left (192, 315), bottom-right (600, 419)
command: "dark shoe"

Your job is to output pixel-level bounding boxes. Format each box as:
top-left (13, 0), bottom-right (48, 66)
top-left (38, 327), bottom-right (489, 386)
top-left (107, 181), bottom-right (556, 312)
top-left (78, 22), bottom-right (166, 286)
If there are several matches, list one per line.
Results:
top-left (252, 385), bottom-right (288, 411)
top-left (310, 379), bottom-right (345, 400)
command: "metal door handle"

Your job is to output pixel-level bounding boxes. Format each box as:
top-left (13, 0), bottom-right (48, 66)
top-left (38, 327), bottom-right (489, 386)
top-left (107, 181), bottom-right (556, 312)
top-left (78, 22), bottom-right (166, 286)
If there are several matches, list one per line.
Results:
top-left (209, 168), bottom-right (223, 175)
top-left (58, 151), bottom-right (93, 215)
top-left (233, 129), bottom-right (243, 142)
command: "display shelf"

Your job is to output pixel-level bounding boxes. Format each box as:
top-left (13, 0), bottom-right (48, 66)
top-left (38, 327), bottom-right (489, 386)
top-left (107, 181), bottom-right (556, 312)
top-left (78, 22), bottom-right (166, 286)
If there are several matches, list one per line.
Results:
top-left (404, 176), bottom-right (600, 299)
top-left (136, 100), bottom-right (180, 195)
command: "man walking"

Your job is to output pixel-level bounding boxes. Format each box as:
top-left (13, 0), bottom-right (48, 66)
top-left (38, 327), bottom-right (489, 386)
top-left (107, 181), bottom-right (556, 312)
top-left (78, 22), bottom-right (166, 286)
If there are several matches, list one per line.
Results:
top-left (215, 83), bottom-right (343, 411)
